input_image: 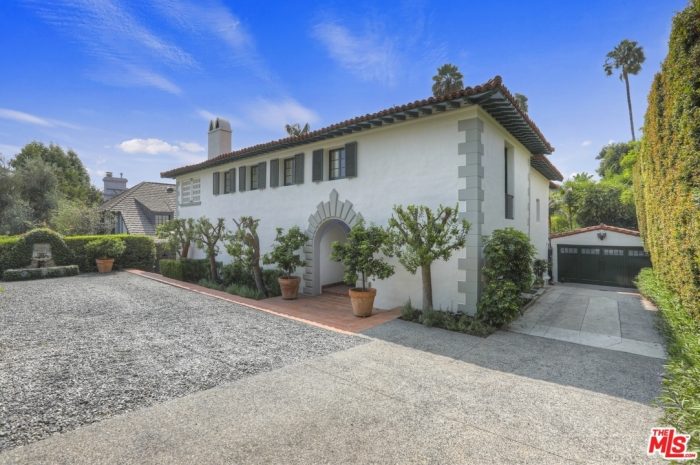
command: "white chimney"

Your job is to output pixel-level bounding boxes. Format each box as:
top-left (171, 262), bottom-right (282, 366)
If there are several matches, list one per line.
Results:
top-left (103, 172), bottom-right (128, 201)
top-left (208, 117), bottom-right (232, 159)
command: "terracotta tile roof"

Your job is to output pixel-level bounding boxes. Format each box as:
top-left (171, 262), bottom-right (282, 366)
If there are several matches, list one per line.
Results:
top-left (161, 76), bottom-right (559, 179)
top-left (100, 182), bottom-right (176, 235)
top-left (549, 224), bottom-right (641, 239)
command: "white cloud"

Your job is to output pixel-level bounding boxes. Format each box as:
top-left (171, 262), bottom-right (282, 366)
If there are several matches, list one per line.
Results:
top-left (150, 0), bottom-right (269, 79)
top-left (312, 21), bottom-right (399, 85)
top-left (117, 138), bottom-right (204, 155)
top-left (581, 140), bottom-right (592, 147)
top-left (24, 0), bottom-right (191, 94)
top-left (196, 109), bottom-right (217, 121)
top-left (245, 99), bottom-right (320, 132)
top-left (0, 108), bottom-right (80, 129)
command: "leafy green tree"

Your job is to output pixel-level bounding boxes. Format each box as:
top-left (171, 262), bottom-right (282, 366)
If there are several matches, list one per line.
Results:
top-left (596, 142), bottom-right (634, 178)
top-left (14, 158), bottom-right (59, 225)
top-left (157, 218), bottom-right (196, 258)
top-left (431, 64), bottom-right (464, 97)
top-left (331, 219), bottom-right (394, 292)
top-left (194, 217), bottom-right (227, 282)
top-left (385, 204), bottom-right (470, 310)
top-left (604, 40), bottom-right (646, 141)
top-left (263, 226), bottom-right (308, 278)
top-left (9, 142), bottom-right (101, 205)
top-left (575, 183), bottom-right (637, 229)
top-left (50, 198), bottom-right (109, 235)
top-left (285, 123), bottom-right (310, 137)
top-left (514, 93), bottom-right (529, 113)
top-left (226, 216), bottom-right (266, 296)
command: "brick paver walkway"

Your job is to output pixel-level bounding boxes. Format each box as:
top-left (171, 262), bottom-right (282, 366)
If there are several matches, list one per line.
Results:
top-left (126, 270), bottom-right (400, 334)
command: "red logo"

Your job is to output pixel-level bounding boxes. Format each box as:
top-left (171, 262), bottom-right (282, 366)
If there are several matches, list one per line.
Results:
top-left (647, 427), bottom-right (697, 461)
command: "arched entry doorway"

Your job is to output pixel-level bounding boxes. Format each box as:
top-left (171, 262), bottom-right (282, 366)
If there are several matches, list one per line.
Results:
top-left (302, 189), bottom-right (363, 296)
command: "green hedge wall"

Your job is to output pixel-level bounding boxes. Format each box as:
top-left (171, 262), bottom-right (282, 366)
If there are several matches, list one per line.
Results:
top-left (64, 234), bottom-right (155, 272)
top-left (159, 258), bottom-right (211, 283)
top-left (635, 0), bottom-right (700, 319)
top-left (0, 230), bottom-right (156, 275)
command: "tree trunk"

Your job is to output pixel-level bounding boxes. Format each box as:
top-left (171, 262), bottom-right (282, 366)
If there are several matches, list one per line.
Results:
top-left (624, 72), bottom-right (636, 141)
top-left (209, 254), bottom-right (218, 282)
top-left (421, 264), bottom-right (433, 311)
top-left (181, 242), bottom-right (190, 259)
top-left (252, 263), bottom-right (267, 297)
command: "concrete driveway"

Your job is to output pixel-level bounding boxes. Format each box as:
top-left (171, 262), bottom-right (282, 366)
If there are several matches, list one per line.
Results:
top-left (509, 283), bottom-right (665, 359)
top-left (0, 275), bottom-right (666, 464)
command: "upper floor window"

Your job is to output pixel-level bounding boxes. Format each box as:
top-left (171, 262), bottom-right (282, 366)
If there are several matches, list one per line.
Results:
top-left (155, 214), bottom-right (171, 227)
top-left (224, 170), bottom-right (234, 194)
top-left (504, 146), bottom-right (514, 219)
top-left (250, 165), bottom-right (259, 190)
top-left (329, 148), bottom-right (346, 180)
top-left (536, 198), bottom-right (541, 222)
top-left (180, 177), bottom-right (201, 205)
top-left (284, 157), bottom-right (295, 186)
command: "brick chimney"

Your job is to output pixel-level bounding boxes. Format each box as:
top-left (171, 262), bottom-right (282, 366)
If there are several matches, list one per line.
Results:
top-left (103, 172), bottom-right (128, 201)
top-left (208, 117), bottom-right (232, 159)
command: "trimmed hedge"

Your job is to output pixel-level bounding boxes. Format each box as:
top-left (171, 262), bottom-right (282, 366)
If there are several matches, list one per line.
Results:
top-left (635, 0), bottom-right (700, 319)
top-left (637, 269), bottom-right (700, 450)
top-left (160, 258), bottom-right (210, 283)
top-left (0, 230), bottom-right (156, 275)
top-left (64, 234), bottom-right (155, 272)
top-left (3, 265), bottom-right (79, 281)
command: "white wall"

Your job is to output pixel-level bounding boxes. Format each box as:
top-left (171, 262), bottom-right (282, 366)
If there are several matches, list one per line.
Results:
top-left (319, 221), bottom-right (347, 286)
top-left (529, 170), bottom-right (550, 258)
top-left (550, 230), bottom-right (643, 282)
top-left (174, 105), bottom-right (550, 311)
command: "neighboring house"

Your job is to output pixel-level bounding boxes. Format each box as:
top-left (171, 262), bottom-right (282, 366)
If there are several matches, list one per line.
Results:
top-left (161, 76), bottom-right (563, 313)
top-left (100, 181), bottom-right (177, 235)
top-left (550, 224), bottom-right (651, 288)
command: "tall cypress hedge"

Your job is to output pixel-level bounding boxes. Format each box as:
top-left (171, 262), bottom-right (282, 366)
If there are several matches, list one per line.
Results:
top-left (635, 0), bottom-right (700, 319)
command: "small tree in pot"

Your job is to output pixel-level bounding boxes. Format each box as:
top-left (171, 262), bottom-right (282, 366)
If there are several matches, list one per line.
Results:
top-left (263, 226), bottom-right (308, 300)
top-left (85, 237), bottom-right (126, 273)
top-left (330, 219), bottom-right (394, 317)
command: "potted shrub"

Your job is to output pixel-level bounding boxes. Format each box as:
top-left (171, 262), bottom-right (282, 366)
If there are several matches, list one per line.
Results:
top-left (85, 237), bottom-right (126, 273)
top-left (331, 220), bottom-right (394, 317)
top-left (263, 226), bottom-right (308, 300)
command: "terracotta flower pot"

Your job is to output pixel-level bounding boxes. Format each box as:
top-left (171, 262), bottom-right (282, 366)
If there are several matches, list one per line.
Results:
top-left (348, 287), bottom-right (376, 317)
top-left (278, 276), bottom-right (300, 300)
top-left (95, 258), bottom-right (115, 273)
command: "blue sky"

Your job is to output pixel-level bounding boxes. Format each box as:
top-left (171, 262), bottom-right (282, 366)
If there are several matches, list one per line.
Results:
top-left (0, 0), bottom-right (688, 188)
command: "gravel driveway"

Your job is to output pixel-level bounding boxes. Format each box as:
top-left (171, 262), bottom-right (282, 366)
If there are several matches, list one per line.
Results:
top-left (0, 272), bottom-right (364, 451)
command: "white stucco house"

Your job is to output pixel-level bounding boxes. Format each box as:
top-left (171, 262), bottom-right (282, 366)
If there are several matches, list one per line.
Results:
top-left (161, 76), bottom-right (563, 314)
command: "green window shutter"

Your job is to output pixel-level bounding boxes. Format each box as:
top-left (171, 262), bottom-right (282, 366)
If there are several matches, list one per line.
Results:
top-left (239, 166), bottom-right (246, 192)
top-left (294, 153), bottom-right (304, 184)
top-left (345, 142), bottom-right (357, 177)
top-left (229, 168), bottom-right (236, 193)
top-left (258, 161), bottom-right (267, 189)
top-left (312, 149), bottom-right (324, 182)
top-left (213, 172), bottom-right (220, 195)
top-left (270, 159), bottom-right (279, 188)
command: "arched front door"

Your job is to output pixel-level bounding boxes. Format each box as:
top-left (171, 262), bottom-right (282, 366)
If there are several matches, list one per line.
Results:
top-left (302, 189), bottom-right (363, 295)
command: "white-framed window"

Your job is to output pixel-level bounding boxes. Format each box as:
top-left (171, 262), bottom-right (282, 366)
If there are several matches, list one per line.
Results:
top-left (284, 157), bottom-right (295, 186)
top-left (180, 177), bottom-right (201, 205)
top-left (250, 165), bottom-right (259, 190)
top-left (329, 148), bottom-right (346, 180)
top-left (536, 198), bottom-right (541, 222)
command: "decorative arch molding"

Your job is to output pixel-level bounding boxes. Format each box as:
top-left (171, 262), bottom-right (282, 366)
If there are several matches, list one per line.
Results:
top-left (302, 189), bottom-right (363, 295)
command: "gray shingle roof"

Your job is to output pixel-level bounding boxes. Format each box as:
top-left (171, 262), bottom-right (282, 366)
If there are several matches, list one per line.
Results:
top-left (101, 182), bottom-right (176, 235)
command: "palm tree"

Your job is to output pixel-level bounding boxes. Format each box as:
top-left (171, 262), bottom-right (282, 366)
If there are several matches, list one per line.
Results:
top-left (514, 93), bottom-right (528, 113)
top-left (431, 64), bottom-right (463, 97)
top-left (285, 123), bottom-right (310, 137)
top-left (604, 40), bottom-right (645, 141)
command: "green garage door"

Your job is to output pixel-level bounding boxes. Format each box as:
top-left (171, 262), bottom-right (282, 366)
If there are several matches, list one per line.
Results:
top-left (557, 245), bottom-right (652, 288)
